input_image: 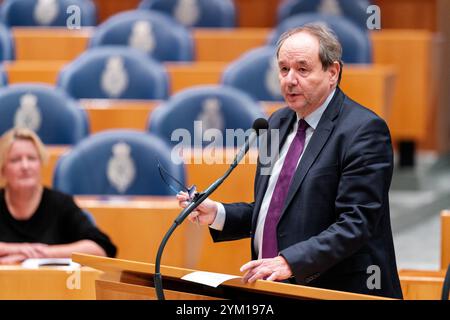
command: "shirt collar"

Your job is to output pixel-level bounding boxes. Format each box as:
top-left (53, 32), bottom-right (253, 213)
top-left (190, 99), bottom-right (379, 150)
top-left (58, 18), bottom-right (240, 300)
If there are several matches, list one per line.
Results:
top-left (296, 88), bottom-right (336, 130)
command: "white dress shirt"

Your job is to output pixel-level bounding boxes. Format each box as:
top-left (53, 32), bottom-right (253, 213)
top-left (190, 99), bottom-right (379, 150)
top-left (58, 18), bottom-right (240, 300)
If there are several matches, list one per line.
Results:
top-left (210, 89), bottom-right (336, 259)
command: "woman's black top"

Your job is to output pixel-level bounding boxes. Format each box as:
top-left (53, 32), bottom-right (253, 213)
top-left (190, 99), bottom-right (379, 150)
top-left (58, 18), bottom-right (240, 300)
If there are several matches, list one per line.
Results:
top-left (0, 187), bottom-right (117, 257)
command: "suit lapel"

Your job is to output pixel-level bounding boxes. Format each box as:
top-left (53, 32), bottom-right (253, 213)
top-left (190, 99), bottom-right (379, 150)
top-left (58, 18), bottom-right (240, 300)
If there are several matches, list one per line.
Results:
top-left (281, 88), bottom-right (344, 216)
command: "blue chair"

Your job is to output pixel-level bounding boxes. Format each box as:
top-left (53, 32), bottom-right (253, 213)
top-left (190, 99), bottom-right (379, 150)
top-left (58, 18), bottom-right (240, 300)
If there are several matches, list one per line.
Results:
top-left (0, 0), bottom-right (97, 27)
top-left (0, 83), bottom-right (88, 144)
top-left (0, 23), bottom-right (14, 60)
top-left (57, 47), bottom-right (169, 99)
top-left (148, 85), bottom-right (266, 148)
top-left (89, 10), bottom-right (193, 62)
top-left (0, 66), bottom-right (9, 86)
top-left (268, 13), bottom-right (372, 63)
top-left (222, 46), bottom-right (283, 102)
top-left (53, 130), bottom-right (186, 196)
top-left (443, 264), bottom-right (450, 300)
top-left (138, 0), bottom-right (236, 28)
top-left (83, 210), bottom-right (96, 225)
top-left (277, 0), bottom-right (371, 29)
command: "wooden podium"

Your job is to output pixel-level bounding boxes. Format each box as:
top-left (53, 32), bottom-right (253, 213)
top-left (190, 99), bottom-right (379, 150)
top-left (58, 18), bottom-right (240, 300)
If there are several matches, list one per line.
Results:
top-left (72, 253), bottom-right (391, 300)
top-left (0, 265), bottom-right (101, 299)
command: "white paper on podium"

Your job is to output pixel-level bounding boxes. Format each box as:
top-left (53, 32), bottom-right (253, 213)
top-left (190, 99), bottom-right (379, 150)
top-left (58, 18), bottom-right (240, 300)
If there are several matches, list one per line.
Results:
top-left (181, 271), bottom-right (241, 288)
top-left (21, 258), bottom-right (80, 269)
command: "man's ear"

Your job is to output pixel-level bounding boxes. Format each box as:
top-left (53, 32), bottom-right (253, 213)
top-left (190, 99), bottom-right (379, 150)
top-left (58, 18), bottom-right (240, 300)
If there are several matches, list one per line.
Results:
top-left (329, 61), bottom-right (340, 85)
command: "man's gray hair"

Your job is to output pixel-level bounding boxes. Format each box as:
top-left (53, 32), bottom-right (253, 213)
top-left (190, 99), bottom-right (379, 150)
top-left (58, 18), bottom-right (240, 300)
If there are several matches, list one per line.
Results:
top-left (275, 22), bottom-right (344, 84)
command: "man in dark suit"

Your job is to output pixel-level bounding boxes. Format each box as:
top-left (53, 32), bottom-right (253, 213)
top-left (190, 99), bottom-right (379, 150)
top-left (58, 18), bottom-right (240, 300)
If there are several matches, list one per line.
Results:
top-left (178, 23), bottom-right (403, 299)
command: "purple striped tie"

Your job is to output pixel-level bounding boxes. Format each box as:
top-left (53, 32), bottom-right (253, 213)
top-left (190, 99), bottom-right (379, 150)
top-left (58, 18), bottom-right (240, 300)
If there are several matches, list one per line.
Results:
top-left (261, 119), bottom-right (309, 258)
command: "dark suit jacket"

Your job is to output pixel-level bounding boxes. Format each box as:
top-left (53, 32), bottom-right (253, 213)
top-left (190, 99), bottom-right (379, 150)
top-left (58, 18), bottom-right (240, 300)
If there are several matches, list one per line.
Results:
top-left (210, 87), bottom-right (403, 299)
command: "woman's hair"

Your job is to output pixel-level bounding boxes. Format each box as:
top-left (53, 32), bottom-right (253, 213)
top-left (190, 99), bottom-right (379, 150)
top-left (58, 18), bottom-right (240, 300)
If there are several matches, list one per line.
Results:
top-left (276, 22), bottom-right (344, 84)
top-left (0, 128), bottom-right (48, 186)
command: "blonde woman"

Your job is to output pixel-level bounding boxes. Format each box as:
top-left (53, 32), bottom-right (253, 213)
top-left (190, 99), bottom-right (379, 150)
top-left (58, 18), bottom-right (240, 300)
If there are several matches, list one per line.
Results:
top-left (0, 128), bottom-right (116, 264)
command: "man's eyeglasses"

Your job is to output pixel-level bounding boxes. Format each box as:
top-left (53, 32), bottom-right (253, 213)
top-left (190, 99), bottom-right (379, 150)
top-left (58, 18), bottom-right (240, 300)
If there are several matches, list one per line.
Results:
top-left (157, 160), bottom-right (197, 201)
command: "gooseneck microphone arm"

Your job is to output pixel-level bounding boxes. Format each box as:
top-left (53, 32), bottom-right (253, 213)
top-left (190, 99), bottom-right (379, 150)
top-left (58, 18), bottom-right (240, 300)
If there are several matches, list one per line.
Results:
top-left (154, 162), bottom-right (237, 300)
top-left (154, 118), bottom-right (268, 300)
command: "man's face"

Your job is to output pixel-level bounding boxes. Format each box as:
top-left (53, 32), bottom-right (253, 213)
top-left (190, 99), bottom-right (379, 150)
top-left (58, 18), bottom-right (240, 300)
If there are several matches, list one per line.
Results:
top-left (277, 31), bottom-right (339, 117)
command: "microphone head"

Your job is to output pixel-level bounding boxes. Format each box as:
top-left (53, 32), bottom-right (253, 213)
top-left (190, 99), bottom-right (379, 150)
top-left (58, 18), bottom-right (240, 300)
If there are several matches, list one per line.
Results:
top-left (252, 118), bottom-right (269, 135)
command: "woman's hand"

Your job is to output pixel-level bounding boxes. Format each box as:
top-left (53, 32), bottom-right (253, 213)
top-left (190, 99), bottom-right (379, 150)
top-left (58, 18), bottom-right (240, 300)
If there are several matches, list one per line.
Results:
top-left (0, 253), bottom-right (27, 265)
top-left (0, 242), bottom-right (49, 264)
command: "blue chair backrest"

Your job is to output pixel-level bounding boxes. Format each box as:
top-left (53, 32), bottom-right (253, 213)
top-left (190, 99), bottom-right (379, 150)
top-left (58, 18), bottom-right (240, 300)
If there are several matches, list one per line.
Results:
top-left (53, 130), bottom-right (185, 195)
top-left (57, 46), bottom-right (169, 100)
top-left (278, 0), bottom-right (371, 29)
top-left (89, 10), bottom-right (193, 62)
top-left (139, 0), bottom-right (236, 28)
top-left (0, 66), bottom-right (9, 86)
top-left (148, 85), bottom-right (266, 148)
top-left (1, 0), bottom-right (97, 27)
top-left (83, 210), bottom-right (96, 225)
top-left (442, 264), bottom-right (450, 300)
top-left (0, 23), bottom-right (14, 60)
top-left (268, 13), bottom-right (372, 63)
top-left (0, 83), bottom-right (88, 144)
top-left (222, 46), bottom-right (283, 102)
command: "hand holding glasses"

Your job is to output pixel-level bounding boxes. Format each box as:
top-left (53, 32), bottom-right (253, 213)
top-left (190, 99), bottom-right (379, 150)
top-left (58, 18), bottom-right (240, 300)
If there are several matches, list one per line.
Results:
top-left (158, 160), bottom-right (200, 225)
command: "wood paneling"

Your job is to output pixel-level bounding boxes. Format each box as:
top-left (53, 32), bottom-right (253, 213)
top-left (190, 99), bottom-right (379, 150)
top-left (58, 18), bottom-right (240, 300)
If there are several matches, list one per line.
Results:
top-left (399, 269), bottom-right (445, 300)
top-left (193, 28), bottom-right (269, 61)
top-left (81, 99), bottom-right (159, 133)
top-left (371, 30), bottom-right (440, 143)
top-left (441, 210), bottom-right (450, 270)
top-left (234, 0), bottom-right (281, 28)
top-left (12, 27), bottom-right (91, 61)
top-left (374, 0), bottom-right (438, 31)
top-left (75, 196), bottom-right (251, 274)
top-left (0, 266), bottom-right (101, 299)
top-left (92, 0), bottom-right (141, 23)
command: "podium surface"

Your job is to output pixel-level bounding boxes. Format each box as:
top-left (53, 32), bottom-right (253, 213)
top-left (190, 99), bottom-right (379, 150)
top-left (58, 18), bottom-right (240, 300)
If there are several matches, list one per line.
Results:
top-left (73, 253), bottom-right (391, 300)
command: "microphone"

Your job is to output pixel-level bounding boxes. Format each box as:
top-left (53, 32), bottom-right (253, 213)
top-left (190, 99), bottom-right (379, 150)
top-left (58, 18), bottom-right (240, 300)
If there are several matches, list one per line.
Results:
top-left (233, 117), bottom-right (269, 167)
top-left (154, 118), bottom-right (268, 300)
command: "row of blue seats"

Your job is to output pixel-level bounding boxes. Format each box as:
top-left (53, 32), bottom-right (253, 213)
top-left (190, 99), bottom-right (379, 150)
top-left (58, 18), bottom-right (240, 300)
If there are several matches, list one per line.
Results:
top-left (0, 5), bottom-right (374, 143)
top-left (0, 15), bottom-right (371, 99)
top-left (0, 0), bottom-right (235, 28)
top-left (0, 0), bottom-right (371, 28)
top-left (0, 11), bottom-right (373, 108)
top-left (0, 10), bottom-right (373, 62)
top-left (20, 79), bottom-right (263, 196)
top-left (0, 82), bottom-right (265, 145)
